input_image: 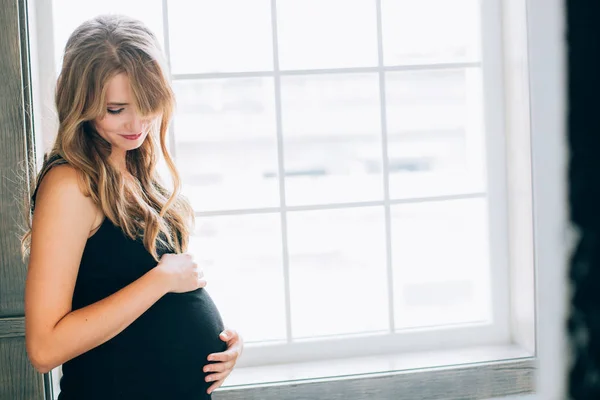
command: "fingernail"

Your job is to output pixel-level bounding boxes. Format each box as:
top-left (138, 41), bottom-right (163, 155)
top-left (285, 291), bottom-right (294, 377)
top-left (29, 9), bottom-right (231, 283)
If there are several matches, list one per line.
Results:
top-left (221, 332), bottom-right (229, 339)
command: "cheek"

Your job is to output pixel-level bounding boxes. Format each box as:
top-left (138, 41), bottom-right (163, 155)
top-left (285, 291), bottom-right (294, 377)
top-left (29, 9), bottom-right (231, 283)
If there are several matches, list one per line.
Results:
top-left (94, 116), bottom-right (121, 136)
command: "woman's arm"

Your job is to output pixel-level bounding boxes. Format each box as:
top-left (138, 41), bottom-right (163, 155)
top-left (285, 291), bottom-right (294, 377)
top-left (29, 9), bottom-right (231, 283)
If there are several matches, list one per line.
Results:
top-left (25, 165), bottom-right (171, 373)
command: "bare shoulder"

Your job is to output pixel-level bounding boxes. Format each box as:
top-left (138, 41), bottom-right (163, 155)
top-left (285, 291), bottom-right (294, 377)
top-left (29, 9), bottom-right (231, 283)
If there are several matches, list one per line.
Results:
top-left (34, 164), bottom-right (98, 232)
top-left (37, 164), bottom-right (83, 195)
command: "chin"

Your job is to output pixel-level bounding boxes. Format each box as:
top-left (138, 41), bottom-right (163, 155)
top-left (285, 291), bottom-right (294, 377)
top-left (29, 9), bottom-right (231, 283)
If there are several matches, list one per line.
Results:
top-left (126, 140), bottom-right (145, 151)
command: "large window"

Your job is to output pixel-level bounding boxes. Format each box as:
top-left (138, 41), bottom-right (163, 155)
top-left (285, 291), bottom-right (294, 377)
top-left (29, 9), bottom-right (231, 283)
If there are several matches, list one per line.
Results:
top-left (42, 0), bottom-right (513, 370)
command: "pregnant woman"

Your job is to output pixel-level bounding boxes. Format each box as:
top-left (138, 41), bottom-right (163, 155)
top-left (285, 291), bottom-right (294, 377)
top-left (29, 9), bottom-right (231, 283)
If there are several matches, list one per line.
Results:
top-left (22, 14), bottom-right (242, 399)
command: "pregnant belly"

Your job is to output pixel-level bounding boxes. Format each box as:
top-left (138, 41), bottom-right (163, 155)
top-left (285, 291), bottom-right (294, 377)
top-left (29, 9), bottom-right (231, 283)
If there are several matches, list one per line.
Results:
top-left (111, 288), bottom-right (227, 398)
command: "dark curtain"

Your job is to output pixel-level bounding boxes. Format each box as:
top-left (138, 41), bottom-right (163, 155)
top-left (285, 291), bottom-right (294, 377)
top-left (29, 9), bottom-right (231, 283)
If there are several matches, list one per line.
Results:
top-left (568, 1), bottom-right (600, 398)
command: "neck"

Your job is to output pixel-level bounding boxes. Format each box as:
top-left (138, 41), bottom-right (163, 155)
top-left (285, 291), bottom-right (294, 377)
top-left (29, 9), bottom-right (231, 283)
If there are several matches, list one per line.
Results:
top-left (109, 148), bottom-right (127, 172)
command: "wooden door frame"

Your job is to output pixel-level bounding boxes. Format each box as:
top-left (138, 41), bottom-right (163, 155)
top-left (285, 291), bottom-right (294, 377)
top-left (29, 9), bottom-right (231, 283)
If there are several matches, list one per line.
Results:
top-left (0, 0), bottom-right (47, 398)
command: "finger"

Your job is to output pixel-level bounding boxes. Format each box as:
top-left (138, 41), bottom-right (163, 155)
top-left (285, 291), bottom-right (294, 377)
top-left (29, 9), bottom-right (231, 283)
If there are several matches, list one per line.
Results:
top-left (206, 371), bottom-right (228, 383)
top-left (207, 349), bottom-right (237, 362)
top-left (204, 360), bottom-right (234, 374)
top-left (220, 329), bottom-right (238, 342)
top-left (198, 278), bottom-right (207, 288)
top-left (207, 380), bottom-right (224, 395)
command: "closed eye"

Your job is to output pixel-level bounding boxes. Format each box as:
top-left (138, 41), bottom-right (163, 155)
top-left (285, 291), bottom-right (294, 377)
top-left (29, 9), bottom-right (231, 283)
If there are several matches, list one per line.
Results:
top-left (107, 108), bottom-right (124, 115)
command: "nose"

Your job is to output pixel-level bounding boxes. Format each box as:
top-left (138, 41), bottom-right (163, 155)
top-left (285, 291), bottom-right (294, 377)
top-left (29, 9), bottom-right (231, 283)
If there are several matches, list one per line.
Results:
top-left (124, 113), bottom-right (144, 134)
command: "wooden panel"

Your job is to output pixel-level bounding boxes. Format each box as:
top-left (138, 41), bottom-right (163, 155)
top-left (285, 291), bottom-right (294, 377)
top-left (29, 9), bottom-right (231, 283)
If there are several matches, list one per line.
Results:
top-left (0, 317), bottom-right (25, 338)
top-left (0, 0), bottom-right (35, 318)
top-left (0, 337), bottom-right (44, 400)
top-left (214, 359), bottom-right (534, 400)
top-left (0, 0), bottom-right (44, 398)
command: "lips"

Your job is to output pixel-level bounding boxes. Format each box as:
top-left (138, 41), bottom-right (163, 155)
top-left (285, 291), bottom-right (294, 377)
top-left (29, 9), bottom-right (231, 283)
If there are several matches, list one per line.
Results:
top-left (122, 132), bottom-right (142, 140)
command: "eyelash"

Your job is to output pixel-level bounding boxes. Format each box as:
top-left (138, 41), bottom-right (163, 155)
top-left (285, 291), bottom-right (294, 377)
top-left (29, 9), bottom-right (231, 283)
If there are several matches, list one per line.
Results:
top-left (107, 108), bottom-right (124, 115)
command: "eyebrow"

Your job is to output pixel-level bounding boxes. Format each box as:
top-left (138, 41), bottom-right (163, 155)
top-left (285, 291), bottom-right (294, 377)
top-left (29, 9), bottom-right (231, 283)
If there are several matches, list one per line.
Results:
top-left (107, 102), bottom-right (129, 106)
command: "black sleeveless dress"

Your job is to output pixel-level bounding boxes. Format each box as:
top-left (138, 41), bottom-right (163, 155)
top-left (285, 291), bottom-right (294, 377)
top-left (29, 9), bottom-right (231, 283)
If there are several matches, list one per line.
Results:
top-left (56, 216), bottom-right (227, 399)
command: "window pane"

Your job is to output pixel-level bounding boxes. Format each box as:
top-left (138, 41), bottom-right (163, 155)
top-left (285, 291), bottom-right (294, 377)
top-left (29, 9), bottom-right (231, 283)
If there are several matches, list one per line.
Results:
top-left (168, 0), bottom-right (273, 74)
top-left (391, 198), bottom-right (491, 329)
top-left (173, 78), bottom-right (280, 211)
top-left (188, 213), bottom-right (286, 343)
top-left (52, 1), bottom-right (164, 72)
top-left (381, 0), bottom-right (481, 65)
top-left (287, 207), bottom-right (389, 338)
top-left (385, 68), bottom-right (486, 199)
top-left (280, 74), bottom-right (383, 205)
top-left (276, 0), bottom-right (378, 70)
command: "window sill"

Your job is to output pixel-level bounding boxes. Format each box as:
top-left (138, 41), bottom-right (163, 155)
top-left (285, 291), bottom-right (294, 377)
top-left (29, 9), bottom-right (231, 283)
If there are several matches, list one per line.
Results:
top-left (214, 344), bottom-right (534, 400)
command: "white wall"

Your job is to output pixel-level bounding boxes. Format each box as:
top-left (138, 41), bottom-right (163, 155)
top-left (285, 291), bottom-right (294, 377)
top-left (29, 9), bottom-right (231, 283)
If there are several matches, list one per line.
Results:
top-left (527, 0), bottom-right (568, 398)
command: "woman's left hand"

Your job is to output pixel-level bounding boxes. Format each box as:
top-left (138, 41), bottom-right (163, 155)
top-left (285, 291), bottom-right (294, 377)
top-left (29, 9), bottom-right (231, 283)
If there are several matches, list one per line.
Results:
top-left (204, 328), bottom-right (244, 394)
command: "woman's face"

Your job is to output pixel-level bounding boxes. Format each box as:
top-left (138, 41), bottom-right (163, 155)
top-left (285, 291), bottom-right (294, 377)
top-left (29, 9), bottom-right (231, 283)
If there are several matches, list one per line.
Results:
top-left (93, 73), bottom-right (153, 155)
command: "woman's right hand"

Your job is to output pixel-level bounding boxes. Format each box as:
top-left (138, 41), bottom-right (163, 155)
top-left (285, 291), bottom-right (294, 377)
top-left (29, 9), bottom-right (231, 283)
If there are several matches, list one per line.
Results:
top-left (156, 253), bottom-right (206, 293)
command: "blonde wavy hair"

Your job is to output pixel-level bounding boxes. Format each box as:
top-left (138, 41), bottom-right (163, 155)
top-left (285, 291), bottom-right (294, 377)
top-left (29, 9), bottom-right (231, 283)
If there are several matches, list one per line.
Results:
top-left (21, 14), bottom-right (194, 260)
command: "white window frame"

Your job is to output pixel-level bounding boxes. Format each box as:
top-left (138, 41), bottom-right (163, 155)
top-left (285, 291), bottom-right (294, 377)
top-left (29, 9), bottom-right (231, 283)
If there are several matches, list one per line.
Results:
top-left (27, 0), bottom-right (543, 398)
top-left (163, 0), bottom-right (512, 367)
